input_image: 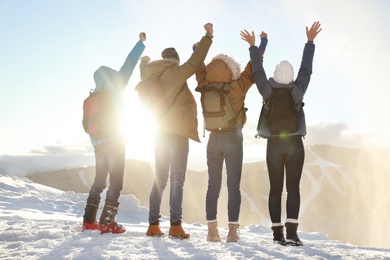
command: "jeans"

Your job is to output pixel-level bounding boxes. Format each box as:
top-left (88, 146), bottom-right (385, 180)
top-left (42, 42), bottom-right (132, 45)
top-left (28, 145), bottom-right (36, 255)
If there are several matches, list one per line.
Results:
top-left (206, 127), bottom-right (243, 222)
top-left (266, 135), bottom-right (304, 223)
top-left (149, 133), bottom-right (189, 223)
top-left (88, 139), bottom-right (125, 204)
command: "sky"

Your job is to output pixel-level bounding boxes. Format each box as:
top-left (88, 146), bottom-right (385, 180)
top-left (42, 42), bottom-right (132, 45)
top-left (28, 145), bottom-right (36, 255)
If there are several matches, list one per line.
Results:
top-left (1, 0), bottom-right (390, 173)
top-left (1, 174), bottom-right (390, 259)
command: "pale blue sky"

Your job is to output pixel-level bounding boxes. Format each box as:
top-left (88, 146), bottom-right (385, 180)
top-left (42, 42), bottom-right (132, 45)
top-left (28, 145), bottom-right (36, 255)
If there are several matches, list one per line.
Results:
top-left (1, 0), bottom-right (389, 171)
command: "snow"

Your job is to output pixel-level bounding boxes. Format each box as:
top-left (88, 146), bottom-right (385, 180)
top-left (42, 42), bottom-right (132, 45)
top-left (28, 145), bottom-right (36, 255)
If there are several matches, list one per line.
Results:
top-left (0, 174), bottom-right (389, 260)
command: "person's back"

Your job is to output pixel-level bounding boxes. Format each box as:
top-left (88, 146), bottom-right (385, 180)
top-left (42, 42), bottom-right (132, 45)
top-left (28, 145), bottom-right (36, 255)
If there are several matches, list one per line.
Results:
top-left (144, 23), bottom-right (214, 239)
top-left (82, 32), bottom-right (146, 234)
top-left (243, 21), bottom-right (322, 246)
top-left (193, 33), bottom-right (268, 243)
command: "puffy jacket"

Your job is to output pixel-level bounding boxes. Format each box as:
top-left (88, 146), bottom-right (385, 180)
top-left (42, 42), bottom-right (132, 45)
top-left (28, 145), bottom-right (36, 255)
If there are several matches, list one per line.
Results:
top-left (139, 35), bottom-right (213, 142)
top-left (195, 54), bottom-right (255, 128)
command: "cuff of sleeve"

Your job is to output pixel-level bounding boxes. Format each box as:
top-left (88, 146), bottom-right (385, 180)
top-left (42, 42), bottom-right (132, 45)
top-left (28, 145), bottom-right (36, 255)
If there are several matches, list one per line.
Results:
top-left (205, 32), bottom-right (214, 39)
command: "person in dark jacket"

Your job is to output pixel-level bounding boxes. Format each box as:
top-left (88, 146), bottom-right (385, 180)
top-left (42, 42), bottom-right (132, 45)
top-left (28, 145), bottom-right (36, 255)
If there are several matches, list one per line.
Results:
top-left (82, 32), bottom-right (146, 234)
top-left (140, 23), bottom-right (214, 239)
top-left (241, 21), bottom-right (322, 245)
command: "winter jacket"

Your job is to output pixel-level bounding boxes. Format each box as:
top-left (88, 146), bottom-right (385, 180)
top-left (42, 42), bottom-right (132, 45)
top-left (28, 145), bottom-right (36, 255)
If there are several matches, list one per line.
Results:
top-left (250, 42), bottom-right (315, 138)
top-left (195, 55), bottom-right (255, 129)
top-left (139, 35), bottom-right (213, 142)
top-left (91, 41), bottom-right (145, 146)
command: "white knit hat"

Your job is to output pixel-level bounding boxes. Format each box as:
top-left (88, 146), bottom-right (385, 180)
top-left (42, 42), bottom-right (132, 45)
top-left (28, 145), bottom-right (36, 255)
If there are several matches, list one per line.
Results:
top-left (273, 60), bottom-right (294, 84)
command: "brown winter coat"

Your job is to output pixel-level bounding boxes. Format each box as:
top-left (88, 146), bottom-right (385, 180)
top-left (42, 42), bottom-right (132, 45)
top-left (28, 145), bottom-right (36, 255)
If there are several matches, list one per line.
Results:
top-left (195, 55), bottom-right (255, 127)
top-left (139, 35), bottom-right (213, 142)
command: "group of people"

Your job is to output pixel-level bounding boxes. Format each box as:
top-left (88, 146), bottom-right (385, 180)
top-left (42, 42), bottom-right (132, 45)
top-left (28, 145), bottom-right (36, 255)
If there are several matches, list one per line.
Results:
top-left (81, 21), bottom-right (322, 246)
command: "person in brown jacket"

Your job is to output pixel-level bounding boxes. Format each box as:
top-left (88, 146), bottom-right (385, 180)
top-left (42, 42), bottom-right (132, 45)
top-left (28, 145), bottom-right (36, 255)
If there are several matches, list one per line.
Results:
top-left (194, 32), bottom-right (267, 243)
top-left (140, 23), bottom-right (214, 239)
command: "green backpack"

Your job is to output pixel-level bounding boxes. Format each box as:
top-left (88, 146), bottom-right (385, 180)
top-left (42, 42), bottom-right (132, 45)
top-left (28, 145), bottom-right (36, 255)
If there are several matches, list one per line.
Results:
top-left (196, 83), bottom-right (238, 132)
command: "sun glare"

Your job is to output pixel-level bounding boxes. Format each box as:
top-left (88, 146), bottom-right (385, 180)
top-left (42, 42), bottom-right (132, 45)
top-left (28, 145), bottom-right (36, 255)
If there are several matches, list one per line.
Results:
top-left (122, 93), bottom-right (156, 161)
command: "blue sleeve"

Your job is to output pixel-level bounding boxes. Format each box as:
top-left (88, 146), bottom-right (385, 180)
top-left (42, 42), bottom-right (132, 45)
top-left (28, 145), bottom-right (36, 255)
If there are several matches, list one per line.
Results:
top-left (118, 41), bottom-right (146, 87)
top-left (294, 43), bottom-right (315, 95)
top-left (259, 37), bottom-right (268, 53)
top-left (250, 46), bottom-right (272, 100)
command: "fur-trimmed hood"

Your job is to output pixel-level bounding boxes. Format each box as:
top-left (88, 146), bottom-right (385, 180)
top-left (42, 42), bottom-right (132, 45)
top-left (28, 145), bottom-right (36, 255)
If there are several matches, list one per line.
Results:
top-left (205, 54), bottom-right (241, 83)
top-left (141, 58), bottom-right (180, 80)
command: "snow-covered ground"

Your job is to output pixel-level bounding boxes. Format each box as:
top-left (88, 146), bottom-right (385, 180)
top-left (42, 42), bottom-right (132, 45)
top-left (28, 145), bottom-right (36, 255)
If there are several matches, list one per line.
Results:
top-left (0, 174), bottom-right (389, 260)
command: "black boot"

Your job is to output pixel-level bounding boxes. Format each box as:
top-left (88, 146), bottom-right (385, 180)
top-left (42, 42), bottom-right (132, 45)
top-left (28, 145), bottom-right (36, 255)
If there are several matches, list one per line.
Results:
top-left (271, 226), bottom-right (287, 245)
top-left (82, 198), bottom-right (100, 231)
top-left (285, 222), bottom-right (303, 246)
top-left (83, 198), bottom-right (99, 224)
top-left (99, 200), bottom-right (125, 234)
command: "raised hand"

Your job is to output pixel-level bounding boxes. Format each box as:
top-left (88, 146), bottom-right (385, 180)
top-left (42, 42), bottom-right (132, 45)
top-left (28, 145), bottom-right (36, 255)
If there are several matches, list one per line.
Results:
top-left (204, 23), bottom-right (214, 36)
top-left (306, 21), bottom-right (322, 42)
top-left (260, 31), bottom-right (267, 38)
top-left (141, 56), bottom-right (150, 63)
top-left (240, 29), bottom-right (255, 46)
top-left (139, 32), bottom-right (146, 43)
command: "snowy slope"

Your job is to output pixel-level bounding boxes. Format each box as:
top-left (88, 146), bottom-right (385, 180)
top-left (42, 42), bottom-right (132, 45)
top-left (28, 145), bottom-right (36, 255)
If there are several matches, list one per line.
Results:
top-left (0, 174), bottom-right (389, 260)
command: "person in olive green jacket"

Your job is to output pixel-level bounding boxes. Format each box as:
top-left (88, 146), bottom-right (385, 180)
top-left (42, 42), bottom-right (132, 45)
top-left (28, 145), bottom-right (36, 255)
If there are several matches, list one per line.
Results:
top-left (140, 23), bottom-right (214, 239)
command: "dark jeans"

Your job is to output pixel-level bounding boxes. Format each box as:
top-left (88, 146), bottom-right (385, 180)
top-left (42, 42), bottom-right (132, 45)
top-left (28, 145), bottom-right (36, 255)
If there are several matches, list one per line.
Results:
top-left (266, 135), bottom-right (304, 224)
top-left (206, 127), bottom-right (243, 222)
top-left (149, 133), bottom-right (189, 223)
top-left (88, 139), bottom-right (125, 204)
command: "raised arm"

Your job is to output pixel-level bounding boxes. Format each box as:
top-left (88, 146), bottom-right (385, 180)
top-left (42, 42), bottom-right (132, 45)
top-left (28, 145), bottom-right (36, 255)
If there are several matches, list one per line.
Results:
top-left (118, 32), bottom-right (146, 86)
top-left (241, 30), bottom-right (268, 57)
top-left (174, 23), bottom-right (214, 81)
top-left (295, 21), bottom-right (322, 94)
top-left (242, 29), bottom-right (272, 98)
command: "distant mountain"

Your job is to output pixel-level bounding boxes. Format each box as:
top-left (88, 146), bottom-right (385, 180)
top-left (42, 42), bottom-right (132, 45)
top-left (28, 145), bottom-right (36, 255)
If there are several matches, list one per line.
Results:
top-left (26, 144), bottom-right (390, 249)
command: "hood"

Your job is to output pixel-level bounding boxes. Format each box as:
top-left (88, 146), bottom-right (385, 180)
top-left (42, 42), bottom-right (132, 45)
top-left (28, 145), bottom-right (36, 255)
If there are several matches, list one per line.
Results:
top-left (272, 60), bottom-right (294, 84)
top-left (142, 59), bottom-right (179, 79)
top-left (93, 66), bottom-right (118, 91)
top-left (205, 54), bottom-right (241, 83)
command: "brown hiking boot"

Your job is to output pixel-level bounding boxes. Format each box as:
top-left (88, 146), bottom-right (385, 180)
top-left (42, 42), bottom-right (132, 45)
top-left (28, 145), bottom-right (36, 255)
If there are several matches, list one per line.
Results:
top-left (169, 221), bottom-right (190, 239)
top-left (207, 221), bottom-right (221, 242)
top-left (226, 223), bottom-right (240, 243)
top-left (146, 222), bottom-right (164, 237)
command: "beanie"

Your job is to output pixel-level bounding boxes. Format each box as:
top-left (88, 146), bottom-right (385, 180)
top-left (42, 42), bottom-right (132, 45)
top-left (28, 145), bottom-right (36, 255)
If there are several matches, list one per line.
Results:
top-left (162, 47), bottom-right (180, 63)
top-left (273, 60), bottom-right (294, 84)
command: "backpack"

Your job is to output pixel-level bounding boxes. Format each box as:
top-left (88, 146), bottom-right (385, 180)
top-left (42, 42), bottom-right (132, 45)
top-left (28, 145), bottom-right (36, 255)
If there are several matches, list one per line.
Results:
top-left (82, 88), bottom-right (118, 140)
top-left (261, 88), bottom-right (301, 136)
top-left (195, 83), bottom-right (239, 132)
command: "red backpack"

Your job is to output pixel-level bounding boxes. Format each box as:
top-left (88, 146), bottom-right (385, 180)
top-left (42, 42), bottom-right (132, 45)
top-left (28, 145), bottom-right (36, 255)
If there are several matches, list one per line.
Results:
top-left (82, 88), bottom-right (119, 140)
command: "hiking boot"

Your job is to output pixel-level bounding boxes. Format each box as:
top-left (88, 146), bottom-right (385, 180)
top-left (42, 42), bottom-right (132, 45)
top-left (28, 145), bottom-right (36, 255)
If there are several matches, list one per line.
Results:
top-left (271, 225), bottom-right (287, 245)
top-left (83, 198), bottom-right (99, 224)
top-left (207, 221), bottom-right (221, 242)
top-left (226, 223), bottom-right (240, 243)
top-left (285, 222), bottom-right (303, 246)
top-left (146, 221), bottom-right (164, 237)
top-left (82, 221), bottom-right (100, 231)
top-left (98, 200), bottom-right (125, 234)
top-left (169, 221), bottom-right (190, 239)
top-left (100, 221), bottom-right (126, 234)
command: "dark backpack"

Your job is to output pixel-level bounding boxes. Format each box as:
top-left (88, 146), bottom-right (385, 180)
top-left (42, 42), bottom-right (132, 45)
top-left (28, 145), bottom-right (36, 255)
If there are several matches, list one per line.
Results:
top-left (82, 88), bottom-right (118, 140)
top-left (195, 83), bottom-right (238, 132)
top-left (263, 88), bottom-right (301, 135)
